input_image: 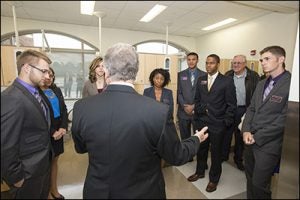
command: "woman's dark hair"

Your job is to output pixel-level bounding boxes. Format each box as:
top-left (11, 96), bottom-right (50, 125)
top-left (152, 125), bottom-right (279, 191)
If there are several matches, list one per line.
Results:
top-left (49, 67), bottom-right (57, 89)
top-left (149, 68), bottom-right (171, 88)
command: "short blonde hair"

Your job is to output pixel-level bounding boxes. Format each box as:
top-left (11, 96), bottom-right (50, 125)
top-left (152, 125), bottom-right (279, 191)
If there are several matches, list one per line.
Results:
top-left (16, 49), bottom-right (52, 74)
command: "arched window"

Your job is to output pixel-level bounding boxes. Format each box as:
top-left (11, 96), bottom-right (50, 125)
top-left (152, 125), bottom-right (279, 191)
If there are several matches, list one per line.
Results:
top-left (134, 40), bottom-right (189, 71)
top-left (1, 30), bottom-right (99, 103)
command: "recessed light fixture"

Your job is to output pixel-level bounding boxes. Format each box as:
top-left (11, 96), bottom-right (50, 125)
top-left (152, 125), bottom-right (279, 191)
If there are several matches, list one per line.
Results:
top-left (81, 1), bottom-right (95, 15)
top-left (140, 4), bottom-right (167, 23)
top-left (202, 18), bottom-right (237, 31)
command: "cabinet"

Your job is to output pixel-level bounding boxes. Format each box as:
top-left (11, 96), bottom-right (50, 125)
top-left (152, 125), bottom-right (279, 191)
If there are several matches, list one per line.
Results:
top-left (218, 58), bottom-right (259, 75)
top-left (1, 46), bottom-right (41, 86)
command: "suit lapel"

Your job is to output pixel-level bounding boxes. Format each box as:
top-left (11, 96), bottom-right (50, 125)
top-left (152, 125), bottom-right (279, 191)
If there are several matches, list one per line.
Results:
top-left (13, 81), bottom-right (49, 126)
top-left (259, 72), bottom-right (290, 107)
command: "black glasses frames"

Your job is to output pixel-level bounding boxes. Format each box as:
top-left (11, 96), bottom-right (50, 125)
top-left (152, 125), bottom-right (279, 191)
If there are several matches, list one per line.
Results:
top-left (28, 64), bottom-right (50, 74)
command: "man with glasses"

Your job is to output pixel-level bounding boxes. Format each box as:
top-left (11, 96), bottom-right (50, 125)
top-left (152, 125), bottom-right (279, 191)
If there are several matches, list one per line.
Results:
top-left (222, 55), bottom-right (260, 170)
top-left (242, 46), bottom-right (291, 199)
top-left (1, 49), bottom-right (53, 199)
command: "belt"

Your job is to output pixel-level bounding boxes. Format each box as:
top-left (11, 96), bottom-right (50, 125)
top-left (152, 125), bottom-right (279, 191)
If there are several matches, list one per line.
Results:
top-left (237, 105), bottom-right (246, 108)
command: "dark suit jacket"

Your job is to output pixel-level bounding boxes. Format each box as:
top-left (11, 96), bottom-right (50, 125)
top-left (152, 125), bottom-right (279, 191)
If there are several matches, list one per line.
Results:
top-left (242, 71), bottom-right (291, 155)
top-left (71, 84), bottom-right (200, 199)
top-left (143, 87), bottom-right (174, 120)
top-left (1, 80), bottom-right (51, 186)
top-left (177, 68), bottom-right (206, 119)
top-left (194, 73), bottom-right (237, 128)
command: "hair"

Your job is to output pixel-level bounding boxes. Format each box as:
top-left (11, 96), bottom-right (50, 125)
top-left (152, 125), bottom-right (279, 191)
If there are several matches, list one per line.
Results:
top-left (233, 54), bottom-right (247, 63)
top-left (149, 68), bottom-right (171, 87)
top-left (207, 54), bottom-right (220, 63)
top-left (103, 43), bottom-right (139, 82)
top-left (260, 45), bottom-right (286, 68)
top-left (48, 67), bottom-right (57, 88)
top-left (16, 50), bottom-right (52, 74)
top-left (88, 56), bottom-right (103, 83)
top-left (187, 52), bottom-right (198, 59)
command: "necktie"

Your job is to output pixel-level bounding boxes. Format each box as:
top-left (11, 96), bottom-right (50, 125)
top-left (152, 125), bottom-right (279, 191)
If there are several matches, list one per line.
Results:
top-left (263, 80), bottom-right (275, 100)
top-left (207, 76), bottom-right (213, 91)
top-left (191, 72), bottom-right (195, 86)
top-left (34, 91), bottom-right (47, 118)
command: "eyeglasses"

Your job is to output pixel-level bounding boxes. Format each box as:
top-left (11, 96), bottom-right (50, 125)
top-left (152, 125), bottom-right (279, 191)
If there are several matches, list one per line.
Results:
top-left (28, 64), bottom-right (50, 74)
top-left (232, 62), bottom-right (245, 65)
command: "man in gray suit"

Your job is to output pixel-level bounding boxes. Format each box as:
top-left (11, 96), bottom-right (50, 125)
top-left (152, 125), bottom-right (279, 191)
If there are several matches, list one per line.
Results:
top-left (177, 52), bottom-right (206, 145)
top-left (242, 46), bottom-right (291, 199)
top-left (1, 50), bottom-right (52, 199)
top-left (71, 43), bottom-right (209, 199)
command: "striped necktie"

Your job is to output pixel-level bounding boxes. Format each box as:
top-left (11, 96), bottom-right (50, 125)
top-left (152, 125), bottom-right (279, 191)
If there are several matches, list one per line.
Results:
top-left (34, 90), bottom-right (47, 118)
top-left (191, 72), bottom-right (195, 86)
top-left (207, 76), bottom-right (213, 91)
top-left (263, 80), bottom-right (275, 101)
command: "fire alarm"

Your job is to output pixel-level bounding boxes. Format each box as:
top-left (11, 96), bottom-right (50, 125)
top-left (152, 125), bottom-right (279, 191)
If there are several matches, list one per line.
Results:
top-left (250, 50), bottom-right (256, 56)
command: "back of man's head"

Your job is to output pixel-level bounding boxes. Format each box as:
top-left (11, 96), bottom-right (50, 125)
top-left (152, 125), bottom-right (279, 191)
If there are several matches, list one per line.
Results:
top-left (103, 43), bottom-right (139, 82)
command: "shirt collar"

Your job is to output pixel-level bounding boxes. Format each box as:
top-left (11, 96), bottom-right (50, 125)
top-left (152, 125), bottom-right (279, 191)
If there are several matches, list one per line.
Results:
top-left (16, 78), bottom-right (38, 95)
top-left (208, 71), bottom-right (219, 79)
top-left (109, 81), bottom-right (134, 88)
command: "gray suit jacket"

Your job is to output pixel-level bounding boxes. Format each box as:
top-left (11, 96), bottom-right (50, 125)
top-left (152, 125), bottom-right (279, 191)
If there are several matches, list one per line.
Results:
top-left (1, 80), bottom-right (51, 186)
top-left (177, 68), bottom-right (206, 119)
top-left (241, 71), bottom-right (291, 155)
top-left (72, 84), bottom-right (200, 199)
top-left (82, 80), bottom-right (98, 98)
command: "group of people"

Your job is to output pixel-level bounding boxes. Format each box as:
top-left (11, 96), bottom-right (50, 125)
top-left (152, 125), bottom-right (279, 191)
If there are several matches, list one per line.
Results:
top-left (1, 44), bottom-right (290, 199)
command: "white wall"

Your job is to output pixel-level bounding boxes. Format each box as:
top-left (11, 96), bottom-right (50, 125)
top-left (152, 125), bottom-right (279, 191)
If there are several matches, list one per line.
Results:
top-left (196, 12), bottom-right (299, 74)
top-left (289, 23), bottom-right (299, 102)
top-left (1, 16), bottom-right (196, 55)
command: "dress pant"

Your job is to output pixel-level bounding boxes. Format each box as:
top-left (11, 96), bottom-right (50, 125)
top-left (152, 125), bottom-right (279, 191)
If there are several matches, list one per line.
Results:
top-left (9, 167), bottom-right (50, 199)
top-left (222, 106), bottom-right (246, 163)
top-left (244, 145), bottom-right (279, 199)
top-left (178, 118), bottom-right (196, 140)
top-left (196, 121), bottom-right (225, 183)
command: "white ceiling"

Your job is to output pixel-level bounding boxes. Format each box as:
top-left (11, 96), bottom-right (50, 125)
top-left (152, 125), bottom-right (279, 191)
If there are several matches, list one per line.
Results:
top-left (1, 1), bottom-right (299, 37)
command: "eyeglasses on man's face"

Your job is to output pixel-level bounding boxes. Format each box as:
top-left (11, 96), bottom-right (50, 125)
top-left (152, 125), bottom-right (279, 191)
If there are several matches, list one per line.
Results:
top-left (28, 64), bottom-right (50, 74)
top-left (232, 62), bottom-right (245, 65)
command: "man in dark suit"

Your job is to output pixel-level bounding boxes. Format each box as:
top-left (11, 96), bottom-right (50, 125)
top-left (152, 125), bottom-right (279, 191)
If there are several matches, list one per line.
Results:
top-left (177, 52), bottom-right (206, 144)
top-left (1, 50), bottom-right (52, 199)
top-left (222, 55), bottom-right (260, 170)
top-left (188, 54), bottom-right (236, 193)
top-left (242, 46), bottom-right (291, 199)
top-left (71, 43), bottom-right (209, 199)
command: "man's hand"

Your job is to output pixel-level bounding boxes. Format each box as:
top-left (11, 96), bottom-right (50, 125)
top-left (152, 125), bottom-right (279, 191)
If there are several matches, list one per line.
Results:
top-left (14, 178), bottom-right (24, 188)
top-left (184, 104), bottom-right (195, 115)
top-left (243, 132), bottom-right (255, 145)
top-left (194, 126), bottom-right (209, 143)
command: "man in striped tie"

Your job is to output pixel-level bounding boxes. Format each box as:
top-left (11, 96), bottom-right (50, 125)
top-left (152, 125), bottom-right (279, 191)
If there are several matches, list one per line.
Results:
top-left (1, 50), bottom-right (52, 199)
top-left (241, 46), bottom-right (291, 199)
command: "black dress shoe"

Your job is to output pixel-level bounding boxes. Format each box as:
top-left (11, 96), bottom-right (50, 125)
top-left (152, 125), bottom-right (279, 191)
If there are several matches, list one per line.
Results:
top-left (206, 182), bottom-right (218, 192)
top-left (51, 193), bottom-right (65, 199)
top-left (187, 173), bottom-right (205, 182)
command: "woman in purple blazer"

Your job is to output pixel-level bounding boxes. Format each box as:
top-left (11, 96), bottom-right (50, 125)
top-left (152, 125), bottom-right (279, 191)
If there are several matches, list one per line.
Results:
top-left (143, 68), bottom-right (174, 121)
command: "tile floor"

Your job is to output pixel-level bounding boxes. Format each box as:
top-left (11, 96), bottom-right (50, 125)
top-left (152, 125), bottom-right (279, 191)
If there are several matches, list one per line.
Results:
top-left (1, 134), bottom-right (293, 199)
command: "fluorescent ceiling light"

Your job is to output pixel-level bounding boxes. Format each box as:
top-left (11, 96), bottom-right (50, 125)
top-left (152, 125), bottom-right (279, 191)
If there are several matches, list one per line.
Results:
top-left (81, 1), bottom-right (95, 15)
top-left (140, 4), bottom-right (167, 22)
top-left (202, 18), bottom-right (237, 31)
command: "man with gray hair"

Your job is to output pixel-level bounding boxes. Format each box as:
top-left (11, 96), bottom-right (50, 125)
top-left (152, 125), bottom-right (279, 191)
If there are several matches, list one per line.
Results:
top-left (71, 43), bottom-right (209, 199)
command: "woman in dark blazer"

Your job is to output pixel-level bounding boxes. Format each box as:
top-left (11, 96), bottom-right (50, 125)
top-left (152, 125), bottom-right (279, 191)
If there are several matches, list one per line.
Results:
top-left (143, 68), bottom-right (174, 122)
top-left (40, 67), bottom-right (68, 199)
